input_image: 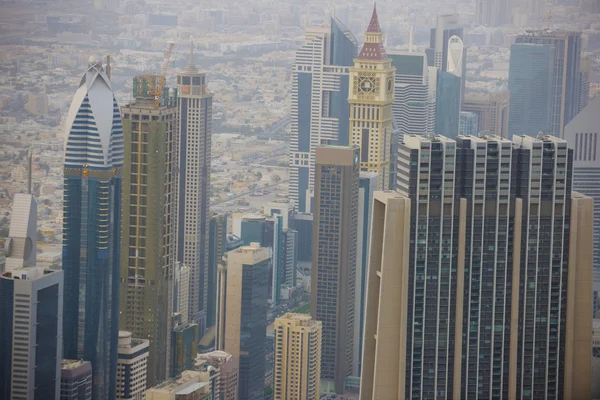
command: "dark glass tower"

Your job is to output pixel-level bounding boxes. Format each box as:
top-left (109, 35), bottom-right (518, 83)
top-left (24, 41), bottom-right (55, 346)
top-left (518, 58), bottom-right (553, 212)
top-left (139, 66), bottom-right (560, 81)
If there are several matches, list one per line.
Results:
top-left (62, 56), bottom-right (124, 400)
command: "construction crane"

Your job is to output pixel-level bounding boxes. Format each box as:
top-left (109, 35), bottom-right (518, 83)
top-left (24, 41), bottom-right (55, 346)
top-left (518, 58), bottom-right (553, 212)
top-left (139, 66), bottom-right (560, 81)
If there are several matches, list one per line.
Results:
top-left (146, 43), bottom-right (175, 108)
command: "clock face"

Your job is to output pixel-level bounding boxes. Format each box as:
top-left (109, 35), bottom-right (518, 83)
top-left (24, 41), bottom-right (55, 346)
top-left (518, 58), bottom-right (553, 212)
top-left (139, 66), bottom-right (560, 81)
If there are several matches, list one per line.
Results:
top-left (358, 77), bottom-right (376, 94)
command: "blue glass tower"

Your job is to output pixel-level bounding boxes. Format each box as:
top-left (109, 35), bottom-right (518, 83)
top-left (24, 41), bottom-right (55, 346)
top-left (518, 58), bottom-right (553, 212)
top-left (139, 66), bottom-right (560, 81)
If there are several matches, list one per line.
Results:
top-left (508, 43), bottom-right (555, 137)
top-left (62, 56), bottom-right (124, 400)
top-left (435, 70), bottom-right (461, 138)
top-left (289, 17), bottom-right (358, 213)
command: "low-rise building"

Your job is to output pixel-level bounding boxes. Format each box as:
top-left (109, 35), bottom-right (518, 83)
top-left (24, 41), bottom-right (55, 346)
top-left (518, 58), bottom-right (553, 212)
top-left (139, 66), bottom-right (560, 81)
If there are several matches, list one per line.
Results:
top-left (144, 370), bottom-right (212, 400)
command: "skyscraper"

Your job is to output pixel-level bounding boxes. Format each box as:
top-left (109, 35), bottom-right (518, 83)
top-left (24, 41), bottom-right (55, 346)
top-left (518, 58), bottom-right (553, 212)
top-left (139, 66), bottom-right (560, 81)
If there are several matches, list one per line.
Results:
top-left (513, 30), bottom-right (583, 137)
top-left (4, 192), bottom-right (37, 271)
top-left (289, 17), bottom-right (358, 213)
top-left (177, 44), bottom-right (213, 331)
top-left (60, 360), bottom-right (93, 400)
top-left (564, 95), bottom-right (600, 293)
top-left (348, 6), bottom-right (395, 191)
top-left (0, 267), bottom-right (63, 400)
top-left (116, 331), bottom-right (149, 400)
top-left (63, 56), bottom-right (124, 399)
top-left (311, 146), bottom-right (359, 393)
top-left (281, 228), bottom-right (298, 288)
top-left (221, 244), bottom-right (270, 400)
top-left (360, 134), bottom-right (593, 400)
top-left (463, 87), bottom-right (509, 137)
top-left (459, 111), bottom-right (479, 136)
top-left (120, 75), bottom-right (178, 386)
top-left (426, 14), bottom-right (467, 106)
top-left (208, 213), bottom-right (228, 328)
top-left (475, 0), bottom-right (511, 27)
top-left (435, 70), bottom-right (461, 138)
top-left (388, 51), bottom-right (436, 142)
top-left (353, 172), bottom-right (377, 377)
top-left (508, 43), bottom-right (555, 137)
top-left (273, 313), bottom-right (322, 400)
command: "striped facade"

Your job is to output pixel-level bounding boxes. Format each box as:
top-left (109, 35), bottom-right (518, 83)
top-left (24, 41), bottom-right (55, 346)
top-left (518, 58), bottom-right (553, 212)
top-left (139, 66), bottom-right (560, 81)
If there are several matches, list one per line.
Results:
top-left (289, 18), bottom-right (357, 213)
top-left (360, 134), bottom-right (592, 400)
top-left (62, 57), bottom-right (124, 400)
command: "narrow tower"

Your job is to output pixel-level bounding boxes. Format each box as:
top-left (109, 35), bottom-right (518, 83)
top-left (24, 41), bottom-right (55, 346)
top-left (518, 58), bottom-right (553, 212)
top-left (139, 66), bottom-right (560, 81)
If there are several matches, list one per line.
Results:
top-left (177, 42), bottom-right (213, 331)
top-left (348, 5), bottom-right (395, 190)
top-left (62, 56), bottom-right (124, 400)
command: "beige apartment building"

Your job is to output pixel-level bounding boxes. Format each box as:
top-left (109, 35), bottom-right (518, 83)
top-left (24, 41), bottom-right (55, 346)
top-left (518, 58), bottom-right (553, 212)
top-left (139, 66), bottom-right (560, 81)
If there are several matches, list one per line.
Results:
top-left (273, 313), bottom-right (322, 400)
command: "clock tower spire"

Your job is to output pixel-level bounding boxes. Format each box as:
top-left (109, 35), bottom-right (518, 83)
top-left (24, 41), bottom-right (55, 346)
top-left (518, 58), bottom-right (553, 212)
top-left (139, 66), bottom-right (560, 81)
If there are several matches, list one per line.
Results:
top-left (348, 4), bottom-right (396, 190)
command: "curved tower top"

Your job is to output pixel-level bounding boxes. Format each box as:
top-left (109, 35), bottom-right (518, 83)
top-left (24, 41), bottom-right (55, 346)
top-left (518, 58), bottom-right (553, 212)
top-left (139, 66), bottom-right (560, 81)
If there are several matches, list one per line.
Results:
top-left (64, 57), bottom-right (123, 170)
top-left (357, 5), bottom-right (388, 61)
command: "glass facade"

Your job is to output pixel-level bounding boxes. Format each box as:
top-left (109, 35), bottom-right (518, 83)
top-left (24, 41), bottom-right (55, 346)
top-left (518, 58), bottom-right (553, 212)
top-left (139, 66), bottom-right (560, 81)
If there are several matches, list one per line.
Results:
top-left (508, 44), bottom-right (555, 136)
top-left (238, 258), bottom-right (270, 400)
top-left (435, 71), bottom-right (461, 138)
top-left (63, 61), bottom-right (123, 400)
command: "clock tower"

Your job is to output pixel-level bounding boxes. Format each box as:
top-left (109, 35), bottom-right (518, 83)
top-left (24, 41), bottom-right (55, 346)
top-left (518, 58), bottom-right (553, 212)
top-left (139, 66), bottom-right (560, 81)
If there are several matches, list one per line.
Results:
top-left (348, 5), bottom-right (395, 190)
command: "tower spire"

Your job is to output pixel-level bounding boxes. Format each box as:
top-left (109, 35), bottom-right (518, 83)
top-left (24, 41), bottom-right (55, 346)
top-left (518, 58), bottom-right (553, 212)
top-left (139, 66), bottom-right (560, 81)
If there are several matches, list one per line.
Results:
top-left (189, 40), bottom-right (194, 67)
top-left (27, 150), bottom-right (32, 195)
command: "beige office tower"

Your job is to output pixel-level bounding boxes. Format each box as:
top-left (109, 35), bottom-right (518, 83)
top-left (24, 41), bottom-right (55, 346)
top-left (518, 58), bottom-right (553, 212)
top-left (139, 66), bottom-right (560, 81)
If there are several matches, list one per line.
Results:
top-left (463, 87), bottom-right (509, 137)
top-left (360, 134), bottom-right (592, 400)
top-left (311, 146), bottom-right (359, 394)
top-left (348, 5), bottom-right (395, 190)
top-left (120, 76), bottom-right (178, 386)
top-left (221, 244), bottom-right (270, 400)
top-left (273, 313), bottom-right (322, 400)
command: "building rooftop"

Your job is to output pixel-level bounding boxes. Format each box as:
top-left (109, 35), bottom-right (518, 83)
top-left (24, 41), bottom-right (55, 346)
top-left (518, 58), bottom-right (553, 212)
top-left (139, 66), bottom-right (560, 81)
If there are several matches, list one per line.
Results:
top-left (61, 359), bottom-right (88, 370)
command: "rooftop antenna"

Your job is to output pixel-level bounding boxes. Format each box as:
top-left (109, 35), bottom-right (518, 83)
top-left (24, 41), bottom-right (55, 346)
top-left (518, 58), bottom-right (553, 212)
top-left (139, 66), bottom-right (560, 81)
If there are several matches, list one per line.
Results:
top-left (27, 150), bottom-right (32, 195)
top-left (189, 40), bottom-right (194, 68)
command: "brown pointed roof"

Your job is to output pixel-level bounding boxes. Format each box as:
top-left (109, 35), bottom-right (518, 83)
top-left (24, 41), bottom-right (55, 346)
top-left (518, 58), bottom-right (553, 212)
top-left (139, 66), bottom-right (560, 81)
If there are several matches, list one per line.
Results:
top-left (366, 4), bottom-right (381, 33)
top-left (358, 4), bottom-right (388, 61)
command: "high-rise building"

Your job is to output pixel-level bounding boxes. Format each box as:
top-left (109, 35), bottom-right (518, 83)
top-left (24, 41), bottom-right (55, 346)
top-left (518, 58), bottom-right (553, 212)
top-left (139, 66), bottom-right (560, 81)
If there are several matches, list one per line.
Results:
top-left (388, 51), bottom-right (436, 142)
top-left (580, 57), bottom-right (591, 112)
top-left (282, 228), bottom-right (298, 288)
top-left (508, 43), bottom-right (555, 137)
top-left (360, 134), bottom-right (593, 400)
top-left (475, 0), bottom-right (511, 27)
top-left (120, 75), bottom-right (178, 386)
top-left (273, 313), bottom-right (322, 400)
top-left (116, 331), bottom-right (149, 400)
top-left (311, 146), bottom-right (359, 393)
top-left (435, 70), bottom-right (461, 138)
top-left (221, 244), bottom-right (270, 400)
top-left (289, 17), bottom-right (357, 213)
top-left (60, 360), bottom-right (93, 400)
top-left (4, 192), bottom-right (37, 271)
top-left (289, 213), bottom-right (313, 262)
top-left (196, 351), bottom-right (239, 400)
top-left (426, 14), bottom-right (467, 107)
top-left (348, 6), bottom-right (395, 191)
top-left (593, 320), bottom-right (600, 399)
top-left (208, 214), bottom-right (228, 328)
top-left (353, 172), bottom-right (377, 377)
top-left (564, 95), bottom-right (600, 293)
top-left (173, 262), bottom-right (190, 325)
top-left (177, 44), bottom-right (213, 330)
top-left (62, 56), bottom-right (124, 400)
top-left (513, 31), bottom-right (583, 137)
top-left (0, 267), bottom-right (63, 400)
top-left (264, 199), bottom-right (295, 228)
top-left (427, 14), bottom-right (462, 71)
top-left (171, 320), bottom-right (198, 376)
top-left (459, 111), bottom-right (479, 136)
top-left (463, 87), bottom-right (509, 137)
